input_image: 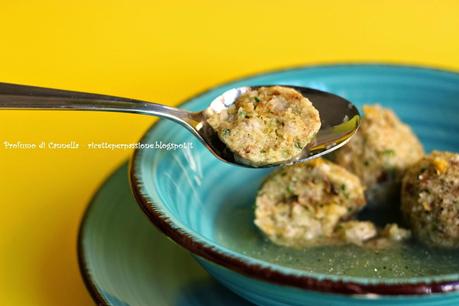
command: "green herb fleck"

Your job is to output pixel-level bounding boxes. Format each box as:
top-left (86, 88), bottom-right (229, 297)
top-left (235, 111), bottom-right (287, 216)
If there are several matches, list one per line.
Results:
top-left (382, 149), bottom-right (396, 157)
top-left (295, 141), bottom-right (303, 149)
top-left (254, 96), bottom-right (260, 103)
top-left (222, 129), bottom-right (230, 137)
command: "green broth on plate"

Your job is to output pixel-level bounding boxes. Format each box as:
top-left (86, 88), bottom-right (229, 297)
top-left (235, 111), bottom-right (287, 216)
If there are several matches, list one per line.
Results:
top-left (215, 202), bottom-right (459, 278)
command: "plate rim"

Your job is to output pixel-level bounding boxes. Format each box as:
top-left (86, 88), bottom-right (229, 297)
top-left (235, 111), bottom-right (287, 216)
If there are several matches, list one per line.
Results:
top-left (77, 162), bottom-right (128, 306)
top-left (130, 62), bottom-right (459, 296)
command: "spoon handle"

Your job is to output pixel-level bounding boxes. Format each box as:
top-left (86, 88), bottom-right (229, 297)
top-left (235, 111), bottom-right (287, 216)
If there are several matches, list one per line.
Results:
top-left (0, 82), bottom-right (197, 125)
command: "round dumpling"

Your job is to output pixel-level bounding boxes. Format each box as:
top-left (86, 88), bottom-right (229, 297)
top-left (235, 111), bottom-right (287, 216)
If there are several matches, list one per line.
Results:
top-left (206, 86), bottom-right (321, 166)
top-left (254, 158), bottom-right (366, 247)
top-left (333, 104), bottom-right (424, 205)
top-left (401, 151), bottom-right (459, 248)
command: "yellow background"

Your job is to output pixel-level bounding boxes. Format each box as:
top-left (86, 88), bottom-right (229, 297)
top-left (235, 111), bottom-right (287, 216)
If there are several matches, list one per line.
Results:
top-left (0, 1), bottom-right (458, 305)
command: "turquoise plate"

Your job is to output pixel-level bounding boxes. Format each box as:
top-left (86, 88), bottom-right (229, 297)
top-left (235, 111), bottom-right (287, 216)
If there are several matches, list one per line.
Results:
top-left (130, 64), bottom-right (459, 306)
top-left (78, 163), bottom-right (253, 305)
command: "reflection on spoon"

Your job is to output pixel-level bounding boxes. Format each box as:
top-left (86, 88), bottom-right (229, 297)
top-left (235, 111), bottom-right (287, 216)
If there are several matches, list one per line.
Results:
top-left (0, 83), bottom-right (359, 168)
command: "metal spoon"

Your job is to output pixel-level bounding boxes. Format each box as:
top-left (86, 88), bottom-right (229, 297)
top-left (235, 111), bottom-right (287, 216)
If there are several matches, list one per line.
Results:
top-left (0, 83), bottom-right (359, 168)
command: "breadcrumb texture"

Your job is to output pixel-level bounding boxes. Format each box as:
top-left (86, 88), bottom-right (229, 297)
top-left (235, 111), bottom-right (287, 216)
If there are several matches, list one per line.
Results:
top-left (335, 221), bottom-right (377, 246)
top-left (333, 104), bottom-right (424, 203)
top-left (254, 158), bottom-right (366, 247)
top-left (401, 151), bottom-right (459, 248)
top-left (206, 86), bottom-right (321, 165)
top-left (365, 223), bottom-right (412, 250)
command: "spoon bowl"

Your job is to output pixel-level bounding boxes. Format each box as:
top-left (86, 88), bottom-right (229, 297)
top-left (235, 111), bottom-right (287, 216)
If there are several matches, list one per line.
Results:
top-left (0, 82), bottom-right (359, 167)
top-left (202, 85), bottom-right (360, 167)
